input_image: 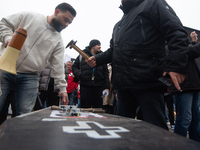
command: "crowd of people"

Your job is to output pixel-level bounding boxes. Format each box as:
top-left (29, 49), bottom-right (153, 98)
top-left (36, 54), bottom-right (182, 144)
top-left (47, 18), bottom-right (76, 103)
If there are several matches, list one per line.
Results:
top-left (0, 0), bottom-right (199, 143)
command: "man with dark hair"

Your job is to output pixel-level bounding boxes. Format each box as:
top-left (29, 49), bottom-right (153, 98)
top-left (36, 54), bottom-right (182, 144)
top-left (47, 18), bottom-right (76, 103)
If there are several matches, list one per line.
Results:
top-left (72, 39), bottom-right (110, 108)
top-left (55, 2), bottom-right (76, 17)
top-left (86, 0), bottom-right (189, 129)
top-left (0, 2), bottom-right (76, 115)
top-left (52, 3), bottom-right (76, 32)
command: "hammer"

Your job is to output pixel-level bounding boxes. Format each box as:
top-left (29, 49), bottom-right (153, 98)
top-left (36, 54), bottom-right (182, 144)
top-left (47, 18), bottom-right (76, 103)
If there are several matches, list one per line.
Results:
top-left (66, 40), bottom-right (89, 60)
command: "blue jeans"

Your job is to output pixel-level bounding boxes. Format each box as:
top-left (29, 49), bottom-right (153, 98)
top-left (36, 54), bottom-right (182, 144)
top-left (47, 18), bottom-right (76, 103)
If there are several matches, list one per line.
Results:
top-left (0, 71), bottom-right (39, 115)
top-left (68, 91), bottom-right (74, 105)
top-left (174, 92), bottom-right (200, 142)
top-left (78, 98), bottom-right (81, 108)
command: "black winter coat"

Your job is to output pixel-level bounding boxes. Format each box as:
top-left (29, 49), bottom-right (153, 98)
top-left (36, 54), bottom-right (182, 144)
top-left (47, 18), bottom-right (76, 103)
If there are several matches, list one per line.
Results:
top-left (95, 0), bottom-right (189, 90)
top-left (170, 42), bottom-right (200, 93)
top-left (72, 47), bottom-right (110, 89)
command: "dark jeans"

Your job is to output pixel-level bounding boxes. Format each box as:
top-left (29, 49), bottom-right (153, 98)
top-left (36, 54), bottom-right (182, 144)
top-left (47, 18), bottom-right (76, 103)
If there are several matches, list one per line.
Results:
top-left (68, 91), bottom-right (74, 105)
top-left (0, 90), bottom-right (16, 125)
top-left (174, 92), bottom-right (200, 142)
top-left (113, 93), bottom-right (118, 115)
top-left (117, 89), bottom-right (168, 130)
top-left (80, 86), bottom-right (104, 108)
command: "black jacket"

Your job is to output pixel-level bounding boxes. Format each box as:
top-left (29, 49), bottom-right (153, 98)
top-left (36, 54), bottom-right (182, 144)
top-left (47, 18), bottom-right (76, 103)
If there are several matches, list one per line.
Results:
top-left (95, 0), bottom-right (189, 90)
top-left (72, 47), bottom-right (110, 89)
top-left (170, 42), bottom-right (200, 93)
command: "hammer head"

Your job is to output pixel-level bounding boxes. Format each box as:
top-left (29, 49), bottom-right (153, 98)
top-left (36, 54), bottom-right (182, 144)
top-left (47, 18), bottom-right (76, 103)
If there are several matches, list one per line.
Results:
top-left (66, 40), bottom-right (77, 49)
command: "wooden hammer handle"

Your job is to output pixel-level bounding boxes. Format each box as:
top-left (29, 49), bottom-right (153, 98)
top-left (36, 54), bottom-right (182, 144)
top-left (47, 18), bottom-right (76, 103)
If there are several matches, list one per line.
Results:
top-left (51, 105), bottom-right (61, 110)
top-left (71, 44), bottom-right (90, 60)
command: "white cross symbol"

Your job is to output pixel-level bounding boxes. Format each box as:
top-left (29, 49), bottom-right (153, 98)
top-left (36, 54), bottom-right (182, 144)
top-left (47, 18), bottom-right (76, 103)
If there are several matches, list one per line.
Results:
top-left (62, 121), bottom-right (130, 139)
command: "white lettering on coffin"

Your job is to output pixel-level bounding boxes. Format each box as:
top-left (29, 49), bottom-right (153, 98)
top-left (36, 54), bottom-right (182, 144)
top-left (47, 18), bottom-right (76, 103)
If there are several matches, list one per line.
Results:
top-left (62, 121), bottom-right (130, 139)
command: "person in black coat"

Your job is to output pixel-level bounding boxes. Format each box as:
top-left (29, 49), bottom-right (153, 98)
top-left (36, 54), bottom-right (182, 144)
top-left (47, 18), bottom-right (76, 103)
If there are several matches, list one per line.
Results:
top-left (72, 40), bottom-right (110, 108)
top-left (86, 0), bottom-right (189, 130)
top-left (169, 31), bottom-right (200, 142)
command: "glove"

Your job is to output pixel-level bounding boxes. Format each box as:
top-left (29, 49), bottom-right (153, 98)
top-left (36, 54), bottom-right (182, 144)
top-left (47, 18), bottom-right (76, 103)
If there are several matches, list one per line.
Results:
top-left (102, 90), bottom-right (109, 97)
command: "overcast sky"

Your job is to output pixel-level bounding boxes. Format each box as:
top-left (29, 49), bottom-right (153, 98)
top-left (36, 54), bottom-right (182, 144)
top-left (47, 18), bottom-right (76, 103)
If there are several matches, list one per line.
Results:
top-left (0, 0), bottom-right (200, 60)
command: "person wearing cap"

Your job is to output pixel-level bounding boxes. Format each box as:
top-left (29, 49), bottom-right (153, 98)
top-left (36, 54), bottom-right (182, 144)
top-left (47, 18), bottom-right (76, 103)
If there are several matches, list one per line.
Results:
top-left (72, 39), bottom-right (110, 108)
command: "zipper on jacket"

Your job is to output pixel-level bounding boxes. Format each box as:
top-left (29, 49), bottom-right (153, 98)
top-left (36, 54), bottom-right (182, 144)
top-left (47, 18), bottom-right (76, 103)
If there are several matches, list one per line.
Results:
top-left (140, 19), bottom-right (146, 42)
top-left (91, 68), bottom-right (95, 80)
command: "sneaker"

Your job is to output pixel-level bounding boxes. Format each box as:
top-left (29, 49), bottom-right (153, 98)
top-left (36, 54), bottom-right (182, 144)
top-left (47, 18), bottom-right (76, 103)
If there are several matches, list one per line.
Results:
top-left (171, 125), bottom-right (175, 130)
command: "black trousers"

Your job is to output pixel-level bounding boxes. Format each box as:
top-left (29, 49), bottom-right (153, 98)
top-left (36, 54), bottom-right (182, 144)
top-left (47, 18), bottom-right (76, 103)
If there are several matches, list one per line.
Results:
top-left (34, 78), bottom-right (59, 110)
top-left (117, 89), bottom-right (168, 130)
top-left (34, 90), bottom-right (59, 110)
top-left (164, 94), bottom-right (175, 126)
top-left (80, 86), bottom-right (104, 108)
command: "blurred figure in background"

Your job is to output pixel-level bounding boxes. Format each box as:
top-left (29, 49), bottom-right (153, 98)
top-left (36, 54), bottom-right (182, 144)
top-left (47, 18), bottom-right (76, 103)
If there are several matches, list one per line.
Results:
top-left (103, 63), bottom-right (114, 114)
top-left (73, 39), bottom-right (110, 108)
top-left (66, 61), bottom-right (78, 105)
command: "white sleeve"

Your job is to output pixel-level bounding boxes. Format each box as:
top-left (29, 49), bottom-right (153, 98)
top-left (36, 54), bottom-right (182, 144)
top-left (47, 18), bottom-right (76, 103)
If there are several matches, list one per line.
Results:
top-left (50, 40), bottom-right (67, 93)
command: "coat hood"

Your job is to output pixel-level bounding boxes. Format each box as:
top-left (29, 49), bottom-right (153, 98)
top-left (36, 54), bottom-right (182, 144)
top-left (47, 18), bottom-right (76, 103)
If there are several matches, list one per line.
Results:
top-left (120, 0), bottom-right (145, 14)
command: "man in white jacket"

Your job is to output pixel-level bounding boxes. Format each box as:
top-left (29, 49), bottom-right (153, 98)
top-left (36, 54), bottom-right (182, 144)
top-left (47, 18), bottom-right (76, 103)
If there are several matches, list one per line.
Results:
top-left (0, 2), bottom-right (76, 115)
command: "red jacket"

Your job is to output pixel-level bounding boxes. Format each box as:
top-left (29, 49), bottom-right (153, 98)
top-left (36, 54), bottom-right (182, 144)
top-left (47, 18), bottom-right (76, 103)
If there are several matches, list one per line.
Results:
top-left (77, 90), bottom-right (80, 99)
top-left (67, 70), bottom-right (78, 93)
